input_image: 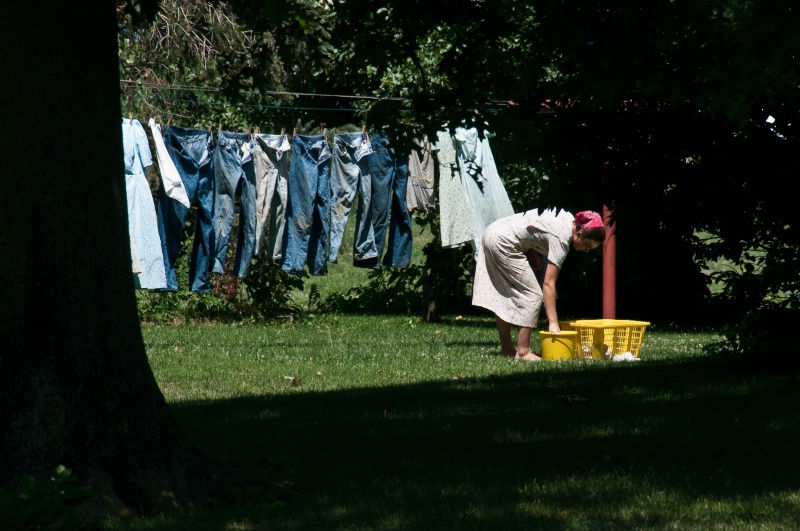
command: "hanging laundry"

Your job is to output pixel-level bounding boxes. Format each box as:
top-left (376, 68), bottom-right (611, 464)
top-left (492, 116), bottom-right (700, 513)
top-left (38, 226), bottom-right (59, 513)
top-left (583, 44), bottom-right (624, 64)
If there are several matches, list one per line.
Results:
top-left (281, 134), bottom-right (331, 276)
top-left (253, 133), bottom-right (291, 262)
top-left (155, 124), bottom-right (215, 292)
top-left (122, 117), bottom-right (167, 290)
top-left (453, 124), bottom-right (515, 254)
top-left (329, 131), bottom-right (375, 264)
top-left (433, 129), bottom-right (476, 249)
top-left (478, 129), bottom-right (515, 225)
top-left (406, 135), bottom-right (435, 213)
top-left (211, 130), bottom-right (257, 279)
top-left (454, 125), bottom-right (486, 185)
top-left (354, 131), bottom-right (413, 269)
top-left (148, 118), bottom-right (190, 208)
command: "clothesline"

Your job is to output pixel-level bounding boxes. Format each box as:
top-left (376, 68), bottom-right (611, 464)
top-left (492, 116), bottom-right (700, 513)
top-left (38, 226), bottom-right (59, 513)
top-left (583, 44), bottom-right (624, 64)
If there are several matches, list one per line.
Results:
top-left (120, 81), bottom-right (513, 112)
top-left (120, 80), bottom-right (406, 101)
top-left (123, 93), bottom-right (412, 113)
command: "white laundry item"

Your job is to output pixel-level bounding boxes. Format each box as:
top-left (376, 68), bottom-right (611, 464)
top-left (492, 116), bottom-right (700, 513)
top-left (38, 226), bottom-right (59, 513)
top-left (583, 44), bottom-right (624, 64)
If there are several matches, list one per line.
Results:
top-left (454, 126), bottom-right (485, 184)
top-left (148, 118), bottom-right (191, 208)
top-left (240, 138), bottom-right (253, 164)
top-left (612, 352), bottom-right (640, 362)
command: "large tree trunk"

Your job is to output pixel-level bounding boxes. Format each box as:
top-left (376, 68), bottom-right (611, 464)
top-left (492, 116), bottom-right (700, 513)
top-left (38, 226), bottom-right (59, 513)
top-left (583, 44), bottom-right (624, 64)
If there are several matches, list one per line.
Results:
top-left (0, 1), bottom-right (216, 518)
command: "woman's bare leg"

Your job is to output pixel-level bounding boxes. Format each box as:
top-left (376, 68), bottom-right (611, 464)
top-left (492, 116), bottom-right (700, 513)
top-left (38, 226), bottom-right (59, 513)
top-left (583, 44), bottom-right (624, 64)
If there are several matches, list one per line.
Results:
top-left (495, 316), bottom-right (516, 356)
top-left (515, 326), bottom-right (541, 361)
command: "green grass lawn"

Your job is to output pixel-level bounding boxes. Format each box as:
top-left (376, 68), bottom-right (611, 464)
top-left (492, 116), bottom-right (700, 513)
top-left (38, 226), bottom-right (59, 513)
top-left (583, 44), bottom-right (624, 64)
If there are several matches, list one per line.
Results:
top-left (102, 317), bottom-right (800, 530)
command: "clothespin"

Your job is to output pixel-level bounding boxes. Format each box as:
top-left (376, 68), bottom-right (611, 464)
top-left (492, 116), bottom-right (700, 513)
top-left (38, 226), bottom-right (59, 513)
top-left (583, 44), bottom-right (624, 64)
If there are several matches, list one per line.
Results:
top-left (293, 127), bottom-right (297, 138)
top-left (362, 124), bottom-right (367, 143)
top-left (218, 124), bottom-right (223, 132)
top-left (281, 127), bottom-right (285, 137)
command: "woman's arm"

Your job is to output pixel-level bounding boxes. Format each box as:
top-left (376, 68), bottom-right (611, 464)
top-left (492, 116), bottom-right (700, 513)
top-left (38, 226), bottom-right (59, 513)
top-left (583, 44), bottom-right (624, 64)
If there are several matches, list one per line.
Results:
top-left (542, 262), bottom-right (561, 333)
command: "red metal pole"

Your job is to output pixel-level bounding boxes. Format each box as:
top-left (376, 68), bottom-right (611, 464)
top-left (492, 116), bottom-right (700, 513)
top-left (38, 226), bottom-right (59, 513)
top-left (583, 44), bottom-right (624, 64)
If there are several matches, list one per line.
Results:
top-left (602, 205), bottom-right (616, 319)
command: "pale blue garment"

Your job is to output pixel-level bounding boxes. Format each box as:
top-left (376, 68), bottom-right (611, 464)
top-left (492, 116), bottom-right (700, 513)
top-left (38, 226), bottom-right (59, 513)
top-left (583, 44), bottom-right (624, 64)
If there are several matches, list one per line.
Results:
top-left (453, 125), bottom-right (515, 255)
top-left (329, 132), bottom-right (375, 263)
top-left (122, 118), bottom-right (167, 290)
top-left (434, 129), bottom-right (476, 249)
top-left (480, 130), bottom-right (515, 222)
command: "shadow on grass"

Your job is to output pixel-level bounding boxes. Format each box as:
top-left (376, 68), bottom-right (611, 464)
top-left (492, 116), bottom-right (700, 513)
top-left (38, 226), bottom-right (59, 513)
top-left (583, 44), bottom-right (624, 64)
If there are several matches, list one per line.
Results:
top-left (165, 355), bottom-right (799, 529)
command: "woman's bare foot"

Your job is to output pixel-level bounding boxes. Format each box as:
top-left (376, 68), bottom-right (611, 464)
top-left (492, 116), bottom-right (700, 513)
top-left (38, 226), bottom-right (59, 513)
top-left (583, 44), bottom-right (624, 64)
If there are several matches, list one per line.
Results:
top-left (514, 350), bottom-right (542, 362)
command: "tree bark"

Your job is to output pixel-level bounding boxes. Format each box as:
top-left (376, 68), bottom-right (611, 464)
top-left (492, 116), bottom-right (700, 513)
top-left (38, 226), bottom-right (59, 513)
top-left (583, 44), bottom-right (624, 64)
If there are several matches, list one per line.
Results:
top-left (0, 1), bottom-right (215, 517)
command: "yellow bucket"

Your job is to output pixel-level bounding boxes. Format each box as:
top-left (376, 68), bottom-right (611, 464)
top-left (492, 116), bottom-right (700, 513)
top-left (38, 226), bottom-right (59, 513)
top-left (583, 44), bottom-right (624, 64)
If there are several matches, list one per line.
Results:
top-left (539, 331), bottom-right (579, 361)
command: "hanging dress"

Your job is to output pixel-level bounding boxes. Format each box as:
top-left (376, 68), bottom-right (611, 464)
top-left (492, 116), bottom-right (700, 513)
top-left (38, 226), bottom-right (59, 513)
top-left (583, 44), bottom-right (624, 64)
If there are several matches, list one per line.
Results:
top-left (434, 129), bottom-right (476, 248)
top-left (122, 118), bottom-right (167, 290)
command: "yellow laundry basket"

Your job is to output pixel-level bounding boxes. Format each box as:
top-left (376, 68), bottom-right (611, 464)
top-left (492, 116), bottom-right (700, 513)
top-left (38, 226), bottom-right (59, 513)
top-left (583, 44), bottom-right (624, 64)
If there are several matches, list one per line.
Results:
top-left (539, 330), bottom-right (579, 361)
top-left (569, 319), bottom-right (650, 360)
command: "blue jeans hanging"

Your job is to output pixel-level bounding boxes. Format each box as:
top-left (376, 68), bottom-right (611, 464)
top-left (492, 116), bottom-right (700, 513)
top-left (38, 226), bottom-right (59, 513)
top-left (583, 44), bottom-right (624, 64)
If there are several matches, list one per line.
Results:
top-left (156, 125), bottom-right (215, 292)
top-left (354, 131), bottom-right (413, 269)
top-left (281, 135), bottom-right (331, 276)
top-left (211, 131), bottom-right (256, 278)
top-left (329, 132), bottom-right (376, 263)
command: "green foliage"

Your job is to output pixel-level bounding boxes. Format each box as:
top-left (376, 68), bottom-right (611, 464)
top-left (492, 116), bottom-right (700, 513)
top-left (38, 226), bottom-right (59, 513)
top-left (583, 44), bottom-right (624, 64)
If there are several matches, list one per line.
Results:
top-left (0, 465), bottom-right (90, 530)
top-left (239, 259), bottom-right (306, 319)
top-left (711, 307), bottom-right (800, 371)
top-left (118, 0), bottom-right (339, 131)
top-left (318, 265), bottom-right (424, 315)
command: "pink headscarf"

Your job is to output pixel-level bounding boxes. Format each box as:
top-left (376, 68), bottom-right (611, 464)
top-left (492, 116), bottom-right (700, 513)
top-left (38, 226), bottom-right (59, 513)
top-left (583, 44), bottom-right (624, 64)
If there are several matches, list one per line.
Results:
top-left (575, 211), bottom-right (604, 230)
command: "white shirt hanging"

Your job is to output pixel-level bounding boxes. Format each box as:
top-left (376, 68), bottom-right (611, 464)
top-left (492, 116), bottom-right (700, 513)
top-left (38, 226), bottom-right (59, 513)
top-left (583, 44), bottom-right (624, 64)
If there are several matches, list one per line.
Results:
top-left (148, 118), bottom-right (191, 208)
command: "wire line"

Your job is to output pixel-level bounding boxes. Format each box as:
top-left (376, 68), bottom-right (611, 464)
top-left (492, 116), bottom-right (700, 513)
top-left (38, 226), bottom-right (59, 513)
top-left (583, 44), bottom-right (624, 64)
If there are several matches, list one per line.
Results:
top-left (124, 93), bottom-right (412, 113)
top-left (120, 80), bottom-right (405, 101)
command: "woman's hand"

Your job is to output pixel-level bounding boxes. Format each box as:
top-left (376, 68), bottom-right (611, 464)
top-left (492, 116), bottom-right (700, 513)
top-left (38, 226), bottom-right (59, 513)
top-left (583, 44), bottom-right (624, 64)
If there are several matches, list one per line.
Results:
top-left (548, 320), bottom-right (561, 333)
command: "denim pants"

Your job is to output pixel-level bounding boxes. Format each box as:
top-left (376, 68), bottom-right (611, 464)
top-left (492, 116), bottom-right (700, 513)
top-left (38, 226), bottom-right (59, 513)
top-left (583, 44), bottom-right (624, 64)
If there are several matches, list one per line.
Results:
top-left (253, 134), bottom-right (291, 261)
top-left (212, 131), bottom-right (256, 278)
top-left (355, 132), bottom-right (413, 269)
top-left (281, 135), bottom-right (331, 276)
top-left (156, 125), bottom-right (214, 293)
top-left (156, 125), bottom-right (215, 292)
top-left (329, 132), bottom-right (376, 263)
